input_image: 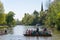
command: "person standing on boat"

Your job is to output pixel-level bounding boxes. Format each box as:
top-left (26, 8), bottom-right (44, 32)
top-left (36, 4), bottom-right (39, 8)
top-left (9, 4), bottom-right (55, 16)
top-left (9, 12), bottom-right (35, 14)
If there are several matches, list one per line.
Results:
top-left (36, 28), bottom-right (39, 35)
top-left (36, 28), bottom-right (39, 32)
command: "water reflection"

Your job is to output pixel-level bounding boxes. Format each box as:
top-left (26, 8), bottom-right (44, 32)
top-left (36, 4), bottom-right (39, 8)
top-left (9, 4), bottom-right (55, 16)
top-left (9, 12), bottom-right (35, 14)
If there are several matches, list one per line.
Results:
top-left (0, 25), bottom-right (60, 40)
top-left (8, 27), bottom-right (13, 34)
top-left (13, 25), bottom-right (25, 35)
top-left (20, 36), bottom-right (52, 40)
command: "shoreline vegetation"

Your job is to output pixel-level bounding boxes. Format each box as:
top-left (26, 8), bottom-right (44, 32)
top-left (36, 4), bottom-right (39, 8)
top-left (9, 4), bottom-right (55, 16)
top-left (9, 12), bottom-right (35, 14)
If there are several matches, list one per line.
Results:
top-left (0, 26), bottom-right (8, 30)
top-left (0, 1), bottom-right (16, 28)
top-left (0, 1), bottom-right (16, 34)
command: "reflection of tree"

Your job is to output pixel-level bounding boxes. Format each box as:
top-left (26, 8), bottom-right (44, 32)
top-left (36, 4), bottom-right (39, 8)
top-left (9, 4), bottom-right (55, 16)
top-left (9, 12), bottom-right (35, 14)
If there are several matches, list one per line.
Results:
top-left (8, 27), bottom-right (13, 34)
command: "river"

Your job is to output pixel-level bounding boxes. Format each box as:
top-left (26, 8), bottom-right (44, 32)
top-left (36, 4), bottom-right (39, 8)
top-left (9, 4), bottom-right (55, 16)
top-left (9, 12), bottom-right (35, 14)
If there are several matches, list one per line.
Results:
top-left (0, 25), bottom-right (60, 40)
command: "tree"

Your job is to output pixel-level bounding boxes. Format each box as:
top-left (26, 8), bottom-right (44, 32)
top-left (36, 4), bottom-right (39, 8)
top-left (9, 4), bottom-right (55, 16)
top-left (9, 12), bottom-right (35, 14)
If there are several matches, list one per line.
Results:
top-left (22, 13), bottom-right (35, 25)
top-left (33, 10), bottom-right (39, 17)
top-left (55, 13), bottom-right (60, 30)
top-left (16, 19), bottom-right (20, 25)
top-left (45, 0), bottom-right (60, 29)
top-left (32, 10), bottom-right (39, 25)
top-left (6, 11), bottom-right (15, 27)
top-left (0, 1), bottom-right (5, 24)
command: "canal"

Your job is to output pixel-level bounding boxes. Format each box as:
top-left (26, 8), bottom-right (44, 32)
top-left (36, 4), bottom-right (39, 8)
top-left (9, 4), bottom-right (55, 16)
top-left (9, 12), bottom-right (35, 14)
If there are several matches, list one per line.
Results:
top-left (0, 25), bottom-right (60, 40)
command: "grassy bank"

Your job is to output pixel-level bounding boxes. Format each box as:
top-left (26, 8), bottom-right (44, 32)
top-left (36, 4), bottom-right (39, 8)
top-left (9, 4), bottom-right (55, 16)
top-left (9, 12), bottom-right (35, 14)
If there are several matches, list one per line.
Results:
top-left (0, 26), bottom-right (8, 29)
top-left (52, 29), bottom-right (60, 40)
top-left (53, 29), bottom-right (60, 35)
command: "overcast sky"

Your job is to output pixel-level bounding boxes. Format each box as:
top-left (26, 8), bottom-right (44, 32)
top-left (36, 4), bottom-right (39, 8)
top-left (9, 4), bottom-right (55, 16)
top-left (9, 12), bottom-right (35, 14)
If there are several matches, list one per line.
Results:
top-left (1, 0), bottom-right (53, 20)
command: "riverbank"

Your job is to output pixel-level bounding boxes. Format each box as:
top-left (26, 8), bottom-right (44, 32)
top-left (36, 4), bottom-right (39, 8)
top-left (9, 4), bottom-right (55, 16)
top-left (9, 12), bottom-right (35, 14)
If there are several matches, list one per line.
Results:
top-left (0, 26), bottom-right (9, 35)
top-left (52, 29), bottom-right (60, 40)
top-left (53, 29), bottom-right (60, 35)
top-left (0, 26), bottom-right (8, 28)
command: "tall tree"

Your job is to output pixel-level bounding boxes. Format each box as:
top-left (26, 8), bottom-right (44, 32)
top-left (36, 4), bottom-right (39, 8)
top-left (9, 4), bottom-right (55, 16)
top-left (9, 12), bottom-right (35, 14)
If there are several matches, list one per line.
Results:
top-left (22, 13), bottom-right (35, 25)
top-left (45, 0), bottom-right (60, 29)
top-left (0, 1), bottom-right (5, 24)
top-left (55, 13), bottom-right (60, 30)
top-left (32, 10), bottom-right (39, 25)
top-left (6, 11), bottom-right (15, 27)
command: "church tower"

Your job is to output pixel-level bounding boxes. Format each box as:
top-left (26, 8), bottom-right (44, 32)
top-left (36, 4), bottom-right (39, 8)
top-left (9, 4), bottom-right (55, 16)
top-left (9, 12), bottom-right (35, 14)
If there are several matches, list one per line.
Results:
top-left (41, 2), bottom-right (43, 11)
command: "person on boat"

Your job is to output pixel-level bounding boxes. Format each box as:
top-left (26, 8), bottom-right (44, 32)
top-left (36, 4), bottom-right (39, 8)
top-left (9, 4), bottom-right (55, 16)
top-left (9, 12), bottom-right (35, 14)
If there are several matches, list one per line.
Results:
top-left (36, 28), bottom-right (40, 34)
top-left (26, 29), bottom-right (31, 35)
top-left (26, 29), bottom-right (29, 34)
top-left (36, 28), bottom-right (39, 32)
top-left (43, 27), bottom-right (49, 35)
top-left (43, 27), bottom-right (47, 32)
top-left (29, 29), bottom-right (32, 35)
top-left (26, 29), bottom-right (28, 34)
top-left (36, 28), bottom-right (41, 36)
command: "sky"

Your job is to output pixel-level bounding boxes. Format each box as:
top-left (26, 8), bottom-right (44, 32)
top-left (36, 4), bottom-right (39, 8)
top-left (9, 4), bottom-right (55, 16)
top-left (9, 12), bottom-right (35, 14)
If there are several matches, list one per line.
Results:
top-left (1, 0), bottom-right (53, 20)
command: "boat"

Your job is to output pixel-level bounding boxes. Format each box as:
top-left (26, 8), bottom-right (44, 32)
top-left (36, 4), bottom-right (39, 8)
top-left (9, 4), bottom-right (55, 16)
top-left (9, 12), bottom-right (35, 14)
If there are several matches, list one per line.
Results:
top-left (24, 31), bottom-right (52, 37)
top-left (24, 28), bottom-right (52, 37)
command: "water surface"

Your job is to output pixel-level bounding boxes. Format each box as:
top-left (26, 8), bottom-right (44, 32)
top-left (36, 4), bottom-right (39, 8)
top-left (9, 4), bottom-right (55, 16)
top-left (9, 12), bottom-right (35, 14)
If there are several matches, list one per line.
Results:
top-left (0, 25), bottom-right (60, 40)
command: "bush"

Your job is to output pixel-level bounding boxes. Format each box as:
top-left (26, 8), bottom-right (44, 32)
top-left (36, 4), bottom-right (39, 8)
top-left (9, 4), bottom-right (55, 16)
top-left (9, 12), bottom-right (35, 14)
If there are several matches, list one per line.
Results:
top-left (57, 26), bottom-right (60, 30)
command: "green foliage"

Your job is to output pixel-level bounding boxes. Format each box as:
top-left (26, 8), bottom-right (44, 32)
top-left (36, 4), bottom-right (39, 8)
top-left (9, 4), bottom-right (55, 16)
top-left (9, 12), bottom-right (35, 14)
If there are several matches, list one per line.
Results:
top-left (32, 10), bottom-right (39, 25)
top-left (22, 10), bottom-right (40, 25)
top-left (39, 11), bottom-right (46, 25)
top-left (33, 10), bottom-right (39, 17)
top-left (45, 0), bottom-right (60, 30)
top-left (0, 26), bottom-right (8, 29)
top-left (0, 1), bottom-right (5, 24)
top-left (0, 1), bottom-right (4, 13)
top-left (22, 13), bottom-right (35, 25)
top-left (0, 13), bottom-right (5, 24)
top-left (6, 11), bottom-right (15, 26)
top-left (16, 19), bottom-right (20, 25)
top-left (22, 10), bottom-right (47, 25)
top-left (0, 1), bottom-right (16, 27)
top-left (55, 13), bottom-right (60, 30)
